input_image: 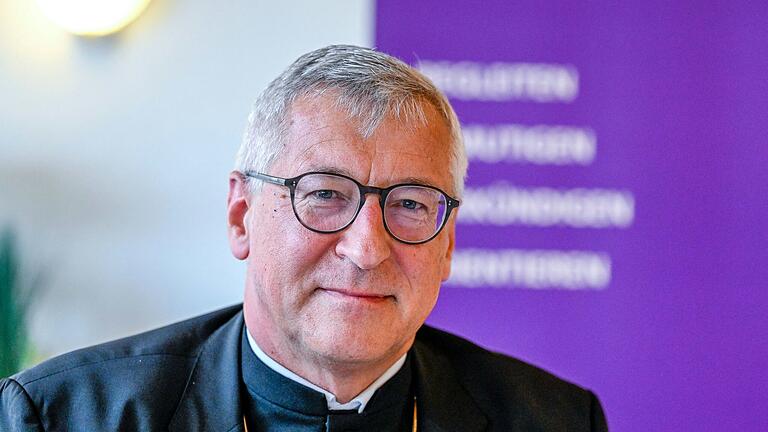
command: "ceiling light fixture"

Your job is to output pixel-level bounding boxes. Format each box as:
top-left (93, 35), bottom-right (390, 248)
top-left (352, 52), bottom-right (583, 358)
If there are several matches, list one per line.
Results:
top-left (36, 0), bottom-right (152, 37)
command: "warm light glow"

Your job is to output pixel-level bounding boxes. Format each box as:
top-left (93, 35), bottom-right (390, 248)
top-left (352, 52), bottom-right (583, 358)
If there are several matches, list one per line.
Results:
top-left (36, 0), bottom-right (152, 37)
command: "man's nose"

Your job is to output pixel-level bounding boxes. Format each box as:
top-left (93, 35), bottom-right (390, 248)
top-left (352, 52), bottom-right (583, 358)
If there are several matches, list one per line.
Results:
top-left (335, 195), bottom-right (391, 269)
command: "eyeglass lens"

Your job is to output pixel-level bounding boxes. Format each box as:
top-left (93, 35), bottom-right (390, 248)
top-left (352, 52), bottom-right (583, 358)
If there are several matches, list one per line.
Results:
top-left (293, 173), bottom-right (448, 242)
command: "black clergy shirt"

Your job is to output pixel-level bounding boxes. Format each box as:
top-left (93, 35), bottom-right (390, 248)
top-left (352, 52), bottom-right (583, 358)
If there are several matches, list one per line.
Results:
top-left (240, 329), bottom-right (416, 432)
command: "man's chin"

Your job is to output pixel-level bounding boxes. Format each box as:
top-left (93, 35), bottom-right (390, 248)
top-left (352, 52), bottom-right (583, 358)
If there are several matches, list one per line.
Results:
top-left (300, 328), bottom-right (409, 368)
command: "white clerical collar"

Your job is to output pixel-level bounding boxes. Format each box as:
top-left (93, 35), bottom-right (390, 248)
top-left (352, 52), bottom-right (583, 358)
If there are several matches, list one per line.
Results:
top-left (245, 327), bottom-right (407, 413)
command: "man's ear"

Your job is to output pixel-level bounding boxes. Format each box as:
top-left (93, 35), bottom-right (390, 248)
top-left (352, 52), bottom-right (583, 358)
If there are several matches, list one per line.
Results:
top-left (441, 216), bottom-right (457, 282)
top-left (227, 171), bottom-right (251, 260)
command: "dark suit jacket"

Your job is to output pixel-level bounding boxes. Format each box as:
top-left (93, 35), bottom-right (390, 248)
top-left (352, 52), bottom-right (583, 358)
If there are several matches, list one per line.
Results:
top-left (1, 305), bottom-right (607, 431)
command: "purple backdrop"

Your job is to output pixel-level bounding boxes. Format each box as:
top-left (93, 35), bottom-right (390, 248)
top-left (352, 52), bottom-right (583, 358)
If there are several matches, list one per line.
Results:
top-left (376, 2), bottom-right (768, 430)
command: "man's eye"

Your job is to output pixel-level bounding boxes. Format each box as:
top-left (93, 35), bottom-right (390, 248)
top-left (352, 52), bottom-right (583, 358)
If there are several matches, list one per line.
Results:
top-left (400, 199), bottom-right (423, 211)
top-left (314, 190), bottom-right (336, 200)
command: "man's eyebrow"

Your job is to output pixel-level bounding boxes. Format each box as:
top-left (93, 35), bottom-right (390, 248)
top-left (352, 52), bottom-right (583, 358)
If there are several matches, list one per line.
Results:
top-left (397, 176), bottom-right (438, 187)
top-left (304, 165), bottom-right (355, 178)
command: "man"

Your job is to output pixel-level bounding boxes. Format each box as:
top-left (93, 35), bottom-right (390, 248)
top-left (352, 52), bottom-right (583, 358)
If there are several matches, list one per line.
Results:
top-left (1, 45), bottom-right (608, 431)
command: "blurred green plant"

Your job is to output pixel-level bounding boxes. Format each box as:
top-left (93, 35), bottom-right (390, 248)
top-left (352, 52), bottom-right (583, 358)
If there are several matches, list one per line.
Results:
top-left (0, 228), bottom-right (36, 378)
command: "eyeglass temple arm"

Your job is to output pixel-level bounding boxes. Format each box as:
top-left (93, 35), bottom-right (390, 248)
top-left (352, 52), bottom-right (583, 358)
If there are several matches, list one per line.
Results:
top-left (243, 171), bottom-right (290, 186)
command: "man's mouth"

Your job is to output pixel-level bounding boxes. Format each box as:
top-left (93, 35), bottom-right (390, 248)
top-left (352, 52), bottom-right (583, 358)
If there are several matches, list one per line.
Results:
top-left (318, 287), bottom-right (393, 303)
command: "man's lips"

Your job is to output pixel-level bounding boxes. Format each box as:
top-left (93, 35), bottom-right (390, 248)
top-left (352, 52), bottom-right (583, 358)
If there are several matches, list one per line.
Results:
top-left (318, 287), bottom-right (393, 303)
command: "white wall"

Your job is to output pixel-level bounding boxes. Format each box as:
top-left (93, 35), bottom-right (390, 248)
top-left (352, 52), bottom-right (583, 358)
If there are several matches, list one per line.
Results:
top-left (0, 0), bottom-right (374, 359)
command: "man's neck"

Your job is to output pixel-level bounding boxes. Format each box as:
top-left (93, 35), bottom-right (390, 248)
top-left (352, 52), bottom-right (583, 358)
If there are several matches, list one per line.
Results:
top-left (246, 327), bottom-right (412, 404)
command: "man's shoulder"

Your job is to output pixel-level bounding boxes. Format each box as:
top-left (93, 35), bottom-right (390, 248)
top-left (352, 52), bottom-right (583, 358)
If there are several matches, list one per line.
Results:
top-left (416, 324), bottom-right (577, 385)
top-left (1, 305), bottom-right (243, 431)
top-left (12, 304), bottom-right (242, 386)
top-left (415, 324), bottom-right (607, 430)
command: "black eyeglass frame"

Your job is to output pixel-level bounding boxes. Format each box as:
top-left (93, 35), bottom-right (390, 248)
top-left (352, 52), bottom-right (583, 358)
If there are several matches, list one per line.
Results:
top-left (243, 171), bottom-right (460, 245)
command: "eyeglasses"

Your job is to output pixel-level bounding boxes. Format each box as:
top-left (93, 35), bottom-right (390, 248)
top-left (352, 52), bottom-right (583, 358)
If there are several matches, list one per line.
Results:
top-left (243, 171), bottom-right (460, 244)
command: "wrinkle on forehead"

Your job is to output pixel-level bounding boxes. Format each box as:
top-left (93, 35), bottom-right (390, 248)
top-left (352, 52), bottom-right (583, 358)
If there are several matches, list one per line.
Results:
top-left (293, 137), bottom-right (342, 171)
top-left (293, 147), bottom-right (439, 185)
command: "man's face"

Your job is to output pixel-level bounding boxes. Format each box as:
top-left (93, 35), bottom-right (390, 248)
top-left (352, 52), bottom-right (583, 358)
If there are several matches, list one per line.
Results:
top-left (230, 95), bottom-right (456, 370)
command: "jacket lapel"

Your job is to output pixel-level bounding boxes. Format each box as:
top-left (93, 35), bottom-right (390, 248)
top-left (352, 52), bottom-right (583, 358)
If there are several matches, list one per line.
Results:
top-left (169, 310), bottom-right (245, 432)
top-left (412, 336), bottom-right (489, 432)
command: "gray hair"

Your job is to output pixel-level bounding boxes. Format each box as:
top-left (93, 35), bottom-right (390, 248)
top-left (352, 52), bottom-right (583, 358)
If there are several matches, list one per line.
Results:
top-left (235, 44), bottom-right (467, 197)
